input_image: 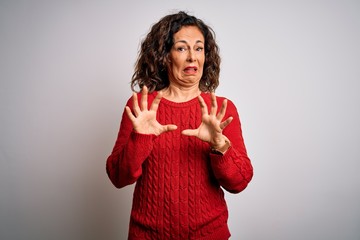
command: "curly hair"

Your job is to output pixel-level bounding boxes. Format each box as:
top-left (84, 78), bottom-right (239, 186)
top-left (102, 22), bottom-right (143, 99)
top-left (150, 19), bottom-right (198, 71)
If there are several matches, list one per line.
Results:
top-left (131, 11), bottom-right (221, 92)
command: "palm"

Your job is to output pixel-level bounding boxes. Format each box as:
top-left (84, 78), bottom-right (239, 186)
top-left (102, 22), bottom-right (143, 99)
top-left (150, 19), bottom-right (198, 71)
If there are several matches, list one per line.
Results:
top-left (196, 114), bottom-right (223, 143)
top-left (182, 93), bottom-right (233, 147)
top-left (126, 87), bottom-right (177, 136)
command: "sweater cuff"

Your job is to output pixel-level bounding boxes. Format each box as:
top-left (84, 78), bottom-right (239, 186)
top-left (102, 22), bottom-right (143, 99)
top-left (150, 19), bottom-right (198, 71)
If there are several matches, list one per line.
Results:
top-left (130, 131), bottom-right (156, 144)
top-left (210, 145), bottom-right (233, 164)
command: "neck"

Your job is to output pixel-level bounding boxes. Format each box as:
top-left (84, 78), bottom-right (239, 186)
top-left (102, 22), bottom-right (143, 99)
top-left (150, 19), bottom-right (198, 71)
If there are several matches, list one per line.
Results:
top-left (162, 84), bottom-right (201, 102)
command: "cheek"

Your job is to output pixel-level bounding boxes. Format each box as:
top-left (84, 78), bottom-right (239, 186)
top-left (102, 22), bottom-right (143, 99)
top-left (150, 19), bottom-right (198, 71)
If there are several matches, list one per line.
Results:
top-left (167, 62), bottom-right (181, 77)
top-left (199, 54), bottom-right (205, 65)
top-left (199, 60), bottom-right (205, 70)
top-left (171, 60), bottom-right (183, 72)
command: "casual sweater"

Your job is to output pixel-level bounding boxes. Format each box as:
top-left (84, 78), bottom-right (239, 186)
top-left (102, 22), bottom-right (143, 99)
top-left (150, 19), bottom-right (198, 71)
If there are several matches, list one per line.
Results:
top-left (106, 91), bottom-right (253, 240)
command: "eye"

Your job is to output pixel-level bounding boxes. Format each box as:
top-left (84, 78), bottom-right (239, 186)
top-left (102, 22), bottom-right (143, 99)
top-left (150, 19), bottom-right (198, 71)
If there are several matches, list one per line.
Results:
top-left (196, 47), bottom-right (204, 52)
top-left (177, 46), bottom-right (187, 52)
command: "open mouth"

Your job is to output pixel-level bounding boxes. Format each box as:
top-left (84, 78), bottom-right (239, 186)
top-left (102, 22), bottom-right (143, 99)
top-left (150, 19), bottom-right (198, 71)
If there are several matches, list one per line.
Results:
top-left (184, 66), bottom-right (198, 74)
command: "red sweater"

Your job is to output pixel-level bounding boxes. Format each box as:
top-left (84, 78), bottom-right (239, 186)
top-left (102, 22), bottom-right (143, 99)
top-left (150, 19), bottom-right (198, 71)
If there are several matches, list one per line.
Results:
top-left (106, 91), bottom-right (253, 240)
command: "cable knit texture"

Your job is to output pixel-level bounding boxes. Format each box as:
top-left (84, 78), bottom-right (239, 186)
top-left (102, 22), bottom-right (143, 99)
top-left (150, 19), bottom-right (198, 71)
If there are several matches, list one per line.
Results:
top-left (106, 91), bottom-right (253, 240)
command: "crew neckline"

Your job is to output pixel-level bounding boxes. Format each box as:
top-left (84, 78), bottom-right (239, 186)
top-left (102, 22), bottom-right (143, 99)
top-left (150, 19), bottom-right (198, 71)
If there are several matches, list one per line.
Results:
top-left (159, 92), bottom-right (208, 108)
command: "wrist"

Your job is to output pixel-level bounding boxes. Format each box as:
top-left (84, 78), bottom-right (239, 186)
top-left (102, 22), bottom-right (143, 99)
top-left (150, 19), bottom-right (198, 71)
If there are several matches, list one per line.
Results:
top-left (210, 136), bottom-right (231, 155)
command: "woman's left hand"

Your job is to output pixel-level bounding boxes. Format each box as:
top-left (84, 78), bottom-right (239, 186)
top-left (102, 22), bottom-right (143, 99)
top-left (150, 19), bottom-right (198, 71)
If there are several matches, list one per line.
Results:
top-left (182, 92), bottom-right (233, 150)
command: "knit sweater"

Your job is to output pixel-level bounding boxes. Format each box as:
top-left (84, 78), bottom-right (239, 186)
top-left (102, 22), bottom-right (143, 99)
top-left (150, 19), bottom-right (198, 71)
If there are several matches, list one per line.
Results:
top-left (106, 91), bottom-right (253, 240)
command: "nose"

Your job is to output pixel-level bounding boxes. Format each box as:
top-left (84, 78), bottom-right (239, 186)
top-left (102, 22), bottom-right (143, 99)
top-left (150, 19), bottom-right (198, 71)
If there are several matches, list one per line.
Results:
top-left (187, 49), bottom-right (196, 62)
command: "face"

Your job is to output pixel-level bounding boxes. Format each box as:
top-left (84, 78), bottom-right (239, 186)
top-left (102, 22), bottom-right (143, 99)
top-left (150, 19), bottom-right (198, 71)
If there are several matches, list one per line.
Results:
top-left (167, 26), bottom-right (205, 88)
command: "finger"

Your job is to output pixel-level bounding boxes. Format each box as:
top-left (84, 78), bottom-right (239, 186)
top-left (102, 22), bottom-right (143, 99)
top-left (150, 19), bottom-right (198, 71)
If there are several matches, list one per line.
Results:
top-left (162, 124), bottom-right (178, 132)
top-left (132, 92), bottom-right (141, 117)
top-left (210, 92), bottom-right (217, 115)
top-left (181, 129), bottom-right (198, 136)
top-left (150, 91), bottom-right (163, 112)
top-left (140, 86), bottom-right (148, 111)
top-left (125, 106), bottom-right (136, 122)
top-left (217, 98), bottom-right (228, 120)
top-left (220, 116), bottom-right (233, 130)
top-left (198, 95), bottom-right (208, 115)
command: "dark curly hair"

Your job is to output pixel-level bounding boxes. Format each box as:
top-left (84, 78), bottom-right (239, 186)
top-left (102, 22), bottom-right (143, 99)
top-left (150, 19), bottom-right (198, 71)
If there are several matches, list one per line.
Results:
top-left (131, 11), bottom-right (221, 92)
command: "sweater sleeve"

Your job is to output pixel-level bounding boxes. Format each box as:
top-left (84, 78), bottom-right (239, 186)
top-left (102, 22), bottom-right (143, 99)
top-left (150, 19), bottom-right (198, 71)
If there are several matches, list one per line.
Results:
top-left (209, 99), bottom-right (253, 193)
top-left (106, 97), bottom-right (156, 188)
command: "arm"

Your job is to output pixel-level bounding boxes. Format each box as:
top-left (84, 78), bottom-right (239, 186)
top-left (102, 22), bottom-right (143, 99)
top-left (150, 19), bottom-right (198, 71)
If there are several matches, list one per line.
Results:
top-left (182, 93), bottom-right (253, 193)
top-left (105, 100), bottom-right (155, 188)
top-left (209, 99), bottom-right (253, 193)
top-left (106, 87), bottom-right (177, 188)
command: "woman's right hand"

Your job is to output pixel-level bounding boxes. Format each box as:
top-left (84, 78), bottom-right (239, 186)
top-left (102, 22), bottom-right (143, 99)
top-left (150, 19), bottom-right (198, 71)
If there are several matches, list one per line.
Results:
top-left (125, 86), bottom-right (177, 136)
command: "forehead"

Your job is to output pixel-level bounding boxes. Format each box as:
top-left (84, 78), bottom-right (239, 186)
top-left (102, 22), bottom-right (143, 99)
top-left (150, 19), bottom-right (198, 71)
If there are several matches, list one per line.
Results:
top-left (173, 26), bottom-right (204, 42)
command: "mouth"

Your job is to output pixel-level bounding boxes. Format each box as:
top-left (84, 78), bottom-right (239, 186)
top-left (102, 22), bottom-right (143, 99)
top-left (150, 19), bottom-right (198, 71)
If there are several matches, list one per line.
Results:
top-left (184, 66), bottom-right (198, 74)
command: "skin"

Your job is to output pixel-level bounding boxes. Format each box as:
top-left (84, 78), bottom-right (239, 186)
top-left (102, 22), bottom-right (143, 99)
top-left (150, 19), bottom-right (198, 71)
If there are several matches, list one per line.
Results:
top-left (165, 25), bottom-right (205, 101)
top-left (125, 26), bottom-right (233, 151)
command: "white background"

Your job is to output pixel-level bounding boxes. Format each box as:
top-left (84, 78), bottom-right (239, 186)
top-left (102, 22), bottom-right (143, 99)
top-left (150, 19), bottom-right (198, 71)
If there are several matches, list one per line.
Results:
top-left (1, 1), bottom-right (359, 239)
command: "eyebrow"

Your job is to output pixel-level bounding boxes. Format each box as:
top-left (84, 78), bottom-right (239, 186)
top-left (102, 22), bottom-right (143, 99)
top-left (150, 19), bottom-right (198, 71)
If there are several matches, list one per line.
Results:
top-left (174, 40), bottom-right (204, 44)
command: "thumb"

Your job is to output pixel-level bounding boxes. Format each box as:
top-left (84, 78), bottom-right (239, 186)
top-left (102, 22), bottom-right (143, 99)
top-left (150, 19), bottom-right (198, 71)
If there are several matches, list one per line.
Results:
top-left (181, 129), bottom-right (197, 136)
top-left (163, 124), bottom-right (178, 132)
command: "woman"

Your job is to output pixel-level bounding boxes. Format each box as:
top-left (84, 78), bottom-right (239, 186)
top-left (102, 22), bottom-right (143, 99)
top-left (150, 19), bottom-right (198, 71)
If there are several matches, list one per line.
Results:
top-left (106, 11), bottom-right (253, 240)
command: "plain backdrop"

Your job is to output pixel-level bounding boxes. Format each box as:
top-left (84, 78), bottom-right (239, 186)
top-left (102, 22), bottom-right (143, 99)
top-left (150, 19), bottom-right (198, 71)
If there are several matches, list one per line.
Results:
top-left (1, 0), bottom-right (359, 239)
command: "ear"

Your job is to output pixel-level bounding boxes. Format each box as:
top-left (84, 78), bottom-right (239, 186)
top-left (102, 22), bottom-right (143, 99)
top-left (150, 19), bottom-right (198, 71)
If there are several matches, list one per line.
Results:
top-left (166, 54), bottom-right (172, 63)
